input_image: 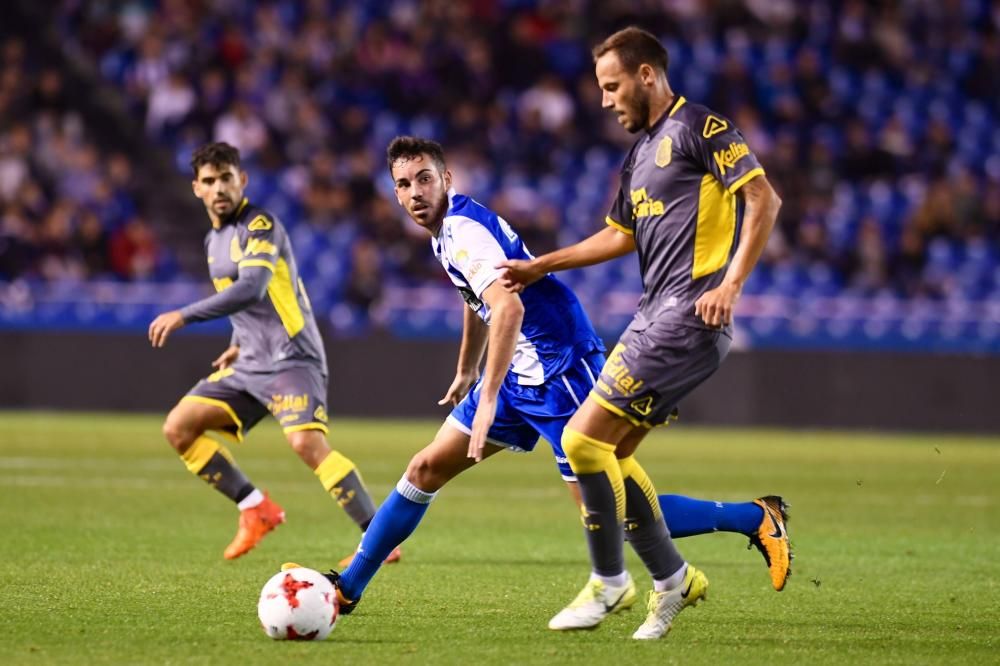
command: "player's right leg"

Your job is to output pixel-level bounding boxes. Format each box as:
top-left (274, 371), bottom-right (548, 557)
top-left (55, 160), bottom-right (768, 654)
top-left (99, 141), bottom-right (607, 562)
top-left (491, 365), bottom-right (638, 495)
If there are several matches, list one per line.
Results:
top-left (166, 371), bottom-right (276, 560)
top-left (552, 349), bottom-right (790, 590)
top-left (549, 398), bottom-right (643, 630)
top-left (325, 421), bottom-right (504, 612)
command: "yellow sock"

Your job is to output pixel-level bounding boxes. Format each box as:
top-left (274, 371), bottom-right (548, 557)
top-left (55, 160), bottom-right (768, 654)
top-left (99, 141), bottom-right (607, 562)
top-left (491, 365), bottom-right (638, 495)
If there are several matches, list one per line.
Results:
top-left (618, 455), bottom-right (662, 520)
top-left (562, 427), bottom-right (625, 522)
top-left (314, 451), bottom-right (377, 527)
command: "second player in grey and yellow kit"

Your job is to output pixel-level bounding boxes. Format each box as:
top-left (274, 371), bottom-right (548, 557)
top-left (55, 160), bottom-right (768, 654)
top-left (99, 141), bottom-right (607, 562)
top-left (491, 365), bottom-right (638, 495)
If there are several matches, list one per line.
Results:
top-left (148, 142), bottom-right (396, 564)
top-left (500, 27), bottom-right (785, 639)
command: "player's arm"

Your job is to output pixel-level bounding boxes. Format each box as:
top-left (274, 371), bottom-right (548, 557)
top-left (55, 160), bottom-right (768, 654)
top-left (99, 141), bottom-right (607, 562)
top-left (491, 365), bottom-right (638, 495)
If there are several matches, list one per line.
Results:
top-left (497, 226), bottom-right (635, 292)
top-left (467, 281), bottom-right (524, 462)
top-left (438, 305), bottom-right (489, 407)
top-left (148, 265), bottom-right (272, 348)
top-left (694, 174), bottom-right (781, 327)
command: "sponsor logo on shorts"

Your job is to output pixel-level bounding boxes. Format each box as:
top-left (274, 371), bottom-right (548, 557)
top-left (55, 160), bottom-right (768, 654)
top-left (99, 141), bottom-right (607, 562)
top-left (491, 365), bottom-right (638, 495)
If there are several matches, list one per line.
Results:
top-left (603, 343), bottom-right (645, 396)
top-left (313, 405), bottom-right (328, 423)
top-left (629, 396), bottom-right (654, 416)
top-left (207, 367), bottom-right (235, 383)
top-left (268, 393), bottom-right (309, 415)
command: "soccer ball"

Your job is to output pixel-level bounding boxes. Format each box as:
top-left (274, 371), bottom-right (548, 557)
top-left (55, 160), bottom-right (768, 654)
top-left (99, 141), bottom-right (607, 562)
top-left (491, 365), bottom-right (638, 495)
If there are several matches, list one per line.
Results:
top-left (257, 567), bottom-right (339, 640)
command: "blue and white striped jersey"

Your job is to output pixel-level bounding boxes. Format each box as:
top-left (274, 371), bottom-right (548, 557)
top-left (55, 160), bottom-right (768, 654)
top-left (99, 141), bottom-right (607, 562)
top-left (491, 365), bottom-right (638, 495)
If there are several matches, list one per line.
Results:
top-left (431, 190), bottom-right (604, 385)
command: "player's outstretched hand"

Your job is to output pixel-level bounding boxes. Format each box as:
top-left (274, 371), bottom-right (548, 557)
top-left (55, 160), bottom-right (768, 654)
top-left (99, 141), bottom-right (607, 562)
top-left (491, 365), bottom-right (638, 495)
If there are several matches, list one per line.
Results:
top-left (694, 282), bottom-right (741, 327)
top-left (495, 259), bottom-right (543, 293)
top-left (148, 310), bottom-right (186, 348)
top-left (438, 371), bottom-right (479, 407)
top-left (468, 396), bottom-right (498, 463)
top-left (212, 345), bottom-right (240, 370)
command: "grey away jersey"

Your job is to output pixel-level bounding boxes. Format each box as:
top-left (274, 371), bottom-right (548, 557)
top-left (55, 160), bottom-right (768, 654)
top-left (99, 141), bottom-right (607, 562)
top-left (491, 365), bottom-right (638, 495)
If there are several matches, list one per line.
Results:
top-left (180, 199), bottom-right (327, 374)
top-left (606, 96), bottom-right (765, 330)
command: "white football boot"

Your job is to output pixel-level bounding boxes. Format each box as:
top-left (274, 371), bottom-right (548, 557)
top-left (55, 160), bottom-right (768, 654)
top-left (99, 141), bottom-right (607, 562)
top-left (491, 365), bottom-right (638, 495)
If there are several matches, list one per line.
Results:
top-left (548, 574), bottom-right (637, 630)
top-left (631, 564), bottom-right (708, 640)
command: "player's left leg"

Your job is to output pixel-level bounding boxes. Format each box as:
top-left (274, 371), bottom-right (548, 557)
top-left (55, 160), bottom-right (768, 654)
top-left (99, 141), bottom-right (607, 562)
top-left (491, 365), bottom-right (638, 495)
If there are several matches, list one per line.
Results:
top-left (283, 428), bottom-right (397, 567)
top-left (265, 365), bottom-right (381, 545)
top-left (558, 351), bottom-right (771, 544)
top-left (333, 421), bottom-right (503, 609)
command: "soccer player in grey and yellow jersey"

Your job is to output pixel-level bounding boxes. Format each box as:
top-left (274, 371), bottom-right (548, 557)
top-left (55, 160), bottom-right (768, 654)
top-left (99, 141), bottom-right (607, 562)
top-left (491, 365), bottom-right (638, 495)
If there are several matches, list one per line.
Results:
top-left (500, 28), bottom-right (787, 639)
top-left (148, 142), bottom-right (396, 564)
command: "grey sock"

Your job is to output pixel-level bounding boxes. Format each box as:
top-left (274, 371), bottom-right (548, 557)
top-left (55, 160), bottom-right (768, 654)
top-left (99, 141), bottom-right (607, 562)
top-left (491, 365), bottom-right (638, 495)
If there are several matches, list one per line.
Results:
top-left (195, 452), bottom-right (255, 503)
top-left (330, 469), bottom-right (377, 528)
top-left (576, 470), bottom-right (626, 576)
top-left (623, 477), bottom-right (685, 580)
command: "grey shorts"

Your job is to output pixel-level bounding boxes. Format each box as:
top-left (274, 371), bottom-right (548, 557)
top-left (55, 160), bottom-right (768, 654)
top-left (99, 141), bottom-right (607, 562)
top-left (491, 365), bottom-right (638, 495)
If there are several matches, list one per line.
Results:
top-left (589, 318), bottom-right (731, 428)
top-left (182, 363), bottom-right (329, 441)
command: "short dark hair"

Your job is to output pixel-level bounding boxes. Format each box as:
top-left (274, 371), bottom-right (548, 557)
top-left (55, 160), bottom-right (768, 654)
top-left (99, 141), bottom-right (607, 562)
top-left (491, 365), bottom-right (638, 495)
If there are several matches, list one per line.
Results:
top-left (592, 26), bottom-right (668, 74)
top-left (386, 136), bottom-right (446, 175)
top-left (190, 142), bottom-right (241, 177)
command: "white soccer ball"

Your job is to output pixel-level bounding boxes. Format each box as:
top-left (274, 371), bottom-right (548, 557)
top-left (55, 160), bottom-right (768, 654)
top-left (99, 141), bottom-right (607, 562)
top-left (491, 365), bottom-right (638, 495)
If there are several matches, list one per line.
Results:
top-left (257, 567), bottom-right (339, 640)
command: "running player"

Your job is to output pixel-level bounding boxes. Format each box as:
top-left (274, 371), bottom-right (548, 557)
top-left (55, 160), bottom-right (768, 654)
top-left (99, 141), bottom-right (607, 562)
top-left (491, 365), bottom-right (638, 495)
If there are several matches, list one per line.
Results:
top-left (148, 142), bottom-right (397, 564)
top-left (499, 27), bottom-right (786, 639)
top-left (283, 136), bottom-right (788, 618)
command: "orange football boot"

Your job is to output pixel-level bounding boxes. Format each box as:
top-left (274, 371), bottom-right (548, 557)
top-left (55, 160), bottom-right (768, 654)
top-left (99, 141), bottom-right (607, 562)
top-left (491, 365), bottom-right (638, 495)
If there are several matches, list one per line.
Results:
top-left (748, 495), bottom-right (792, 591)
top-left (223, 492), bottom-right (286, 560)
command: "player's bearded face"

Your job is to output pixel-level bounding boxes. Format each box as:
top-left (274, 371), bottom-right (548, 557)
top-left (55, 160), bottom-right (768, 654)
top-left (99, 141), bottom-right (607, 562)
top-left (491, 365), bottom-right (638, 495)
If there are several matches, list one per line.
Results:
top-left (392, 154), bottom-right (451, 232)
top-left (624, 85), bottom-right (652, 133)
top-left (193, 163), bottom-right (246, 219)
top-left (596, 52), bottom-right (648, 134)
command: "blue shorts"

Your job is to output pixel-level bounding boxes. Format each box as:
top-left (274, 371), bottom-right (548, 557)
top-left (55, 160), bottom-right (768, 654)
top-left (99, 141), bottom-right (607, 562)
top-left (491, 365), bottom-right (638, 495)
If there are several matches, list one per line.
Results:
top-left (447, 352), bottom-right (604, 481)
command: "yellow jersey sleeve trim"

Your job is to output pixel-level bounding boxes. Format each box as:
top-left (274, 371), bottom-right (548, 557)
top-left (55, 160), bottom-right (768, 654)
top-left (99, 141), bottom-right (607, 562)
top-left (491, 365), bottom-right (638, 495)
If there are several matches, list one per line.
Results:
top-left (283, 422), bottom-right (330, 435)
top-left (238, 259), bottom-right (276, 271)
top-left (669, 96), bottom-right (687, 117)
top-left (605, 216), bottom-right (634, 235)
top-left (180, 395), bottom-right (244, 442)
top-left (588, 392), bottom-right (654, 429)
top-left (727, 167), bottom-right (765, 194)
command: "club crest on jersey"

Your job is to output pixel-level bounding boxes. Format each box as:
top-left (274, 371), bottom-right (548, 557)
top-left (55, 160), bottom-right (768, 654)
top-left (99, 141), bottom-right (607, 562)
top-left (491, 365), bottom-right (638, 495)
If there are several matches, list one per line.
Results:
top-left (230, 236), bottom-right (244, 262)
top-left (248, 215), bottom-right (272, 231)
top-left (655, 136), bottom-right (672, 168)
top-left (702, 115), bottom-right (729, 138)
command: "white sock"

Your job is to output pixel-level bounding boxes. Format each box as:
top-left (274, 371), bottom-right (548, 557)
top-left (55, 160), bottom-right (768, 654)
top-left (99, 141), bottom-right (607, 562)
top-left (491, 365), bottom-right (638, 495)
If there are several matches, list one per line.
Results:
top-left (238, 489), bottom-right (265, 510)
top-left (592, 571), bottom-right (629, 588)
top-left (653, 563), bottom-right (688, 592)
top-left (395, 476), bottom-right (437, 504)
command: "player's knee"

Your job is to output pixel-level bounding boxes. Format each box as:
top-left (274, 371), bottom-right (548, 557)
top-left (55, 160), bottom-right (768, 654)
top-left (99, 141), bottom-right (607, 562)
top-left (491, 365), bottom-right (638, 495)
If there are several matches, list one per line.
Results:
top-left (162, 415), bottom-right (197, 452)
top-left (404, 451), bottom-right (442, 492)
top-left (286, 430), bottom-right (329, 468)
top-left (562, 428), bottom-right (616, 474)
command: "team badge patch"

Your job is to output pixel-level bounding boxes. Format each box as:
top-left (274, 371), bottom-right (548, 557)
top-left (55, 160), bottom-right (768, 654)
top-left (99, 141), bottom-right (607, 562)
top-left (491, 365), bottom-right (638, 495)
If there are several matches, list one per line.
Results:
top-left (702, 115), bottom-right (729, 138)
top-left (229, 235), bottom-right (244, 262)
top-left (248, 215), bottom-right (272, 231)
top-left (655, 136), bottom-right (672, 167)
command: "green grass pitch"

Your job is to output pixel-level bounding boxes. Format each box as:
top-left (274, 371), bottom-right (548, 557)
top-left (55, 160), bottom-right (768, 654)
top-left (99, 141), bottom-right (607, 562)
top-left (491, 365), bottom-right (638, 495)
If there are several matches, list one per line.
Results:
top-left (1, 412), bottom-right (997, 664)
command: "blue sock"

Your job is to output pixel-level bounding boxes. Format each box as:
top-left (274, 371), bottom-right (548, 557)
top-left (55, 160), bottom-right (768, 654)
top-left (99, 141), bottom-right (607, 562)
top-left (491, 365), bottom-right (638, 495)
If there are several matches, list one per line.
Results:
top-left (338, 477), bottom-right (436, 601)
top-left (658, 495), bottom-right (764, 538)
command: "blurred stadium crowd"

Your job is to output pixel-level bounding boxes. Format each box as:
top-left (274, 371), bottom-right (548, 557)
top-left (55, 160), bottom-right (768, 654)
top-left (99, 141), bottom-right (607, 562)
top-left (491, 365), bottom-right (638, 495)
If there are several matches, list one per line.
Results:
top-left (2, 0), bottom-right (999, 349)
